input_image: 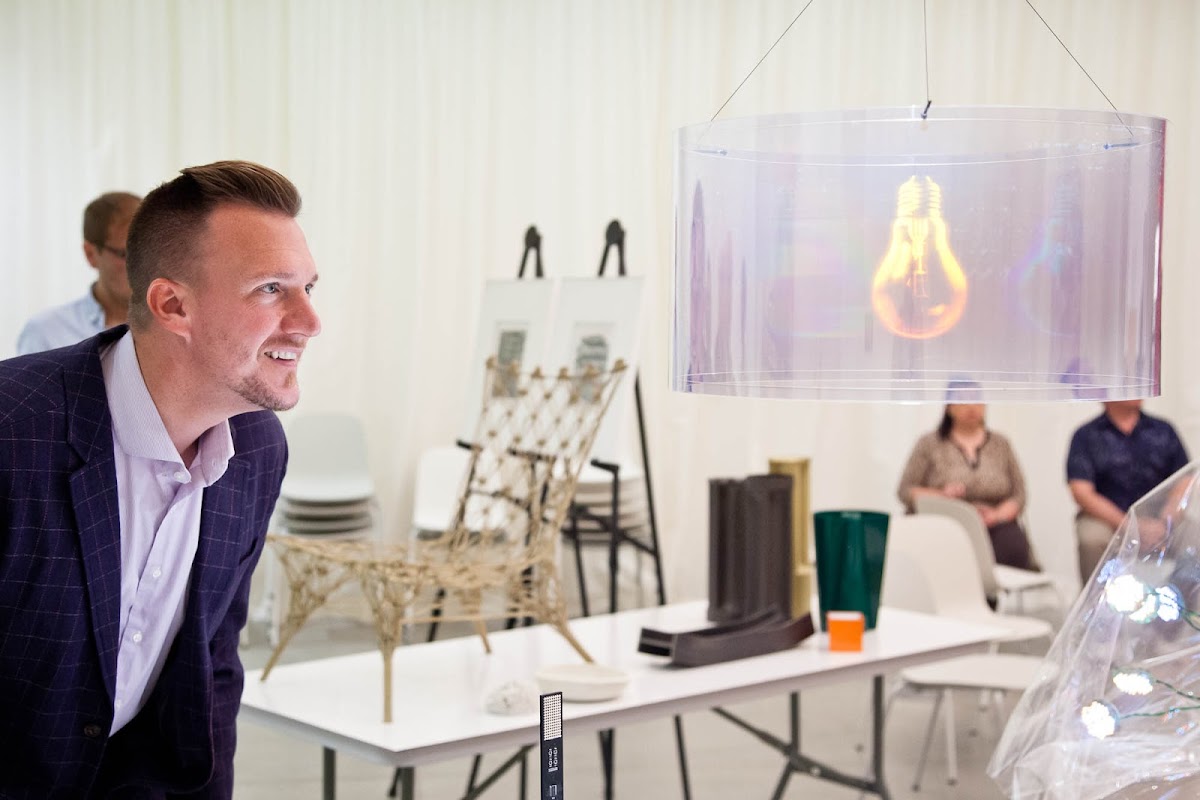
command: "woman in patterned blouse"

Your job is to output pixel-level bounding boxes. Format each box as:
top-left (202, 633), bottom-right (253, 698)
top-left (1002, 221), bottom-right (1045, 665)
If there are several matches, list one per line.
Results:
top-left (897, 400), bottom-right (1037, 571)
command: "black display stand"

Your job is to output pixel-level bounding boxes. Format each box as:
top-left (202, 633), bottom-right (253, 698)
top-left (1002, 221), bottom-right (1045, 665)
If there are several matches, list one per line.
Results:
top-left (563, 219), bottom-right (669, 617)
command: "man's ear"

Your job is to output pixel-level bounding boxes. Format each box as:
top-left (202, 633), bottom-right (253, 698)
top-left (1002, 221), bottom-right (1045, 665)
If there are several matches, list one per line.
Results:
top-left (146, 278), bottom-right (192, 340)
top-left (82, 241), bottom-right (101, 270)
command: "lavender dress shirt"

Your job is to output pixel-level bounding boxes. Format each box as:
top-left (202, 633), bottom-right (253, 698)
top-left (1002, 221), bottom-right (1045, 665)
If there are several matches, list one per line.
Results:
top-left (100, 331), bottom-right (234, 733)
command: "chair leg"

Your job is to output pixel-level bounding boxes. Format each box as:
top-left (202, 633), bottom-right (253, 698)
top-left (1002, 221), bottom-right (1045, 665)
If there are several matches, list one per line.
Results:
top-left (473, 620), bottom-right (492, 654)
top-left (570, 516), bottom-right (590, 617)
top-left (990, 690), bottom-right (1007, 734)
top-left (912, 689), bottom-right (943, 792)
top-left (943, 689), bottom-right (958, 785)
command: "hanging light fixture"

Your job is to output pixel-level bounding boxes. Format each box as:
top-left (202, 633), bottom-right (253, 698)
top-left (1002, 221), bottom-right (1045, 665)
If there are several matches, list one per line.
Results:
top-left (672, 3), bottom-right (1167, 403)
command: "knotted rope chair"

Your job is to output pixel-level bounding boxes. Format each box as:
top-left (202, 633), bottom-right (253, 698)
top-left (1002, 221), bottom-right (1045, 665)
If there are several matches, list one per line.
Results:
top-left (261, 357), bottom-right (627, 721)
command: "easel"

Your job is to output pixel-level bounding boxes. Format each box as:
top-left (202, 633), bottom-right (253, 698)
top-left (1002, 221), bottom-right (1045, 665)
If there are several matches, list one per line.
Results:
top-left (562, 220), bottom-right (670, 617)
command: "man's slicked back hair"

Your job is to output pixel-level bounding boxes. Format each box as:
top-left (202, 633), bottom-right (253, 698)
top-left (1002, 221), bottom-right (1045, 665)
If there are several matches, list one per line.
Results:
top-left (125, 160), bottom-right (301, 328)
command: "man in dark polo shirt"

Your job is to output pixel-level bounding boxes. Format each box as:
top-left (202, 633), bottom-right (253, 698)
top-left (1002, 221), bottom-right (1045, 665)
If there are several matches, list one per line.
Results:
top-left (1067, 399), bottom-right (1189, 582)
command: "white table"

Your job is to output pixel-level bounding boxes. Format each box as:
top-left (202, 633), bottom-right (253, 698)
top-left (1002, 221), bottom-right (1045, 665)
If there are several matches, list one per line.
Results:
top-left (241, 600), bottom-right (1000, 799)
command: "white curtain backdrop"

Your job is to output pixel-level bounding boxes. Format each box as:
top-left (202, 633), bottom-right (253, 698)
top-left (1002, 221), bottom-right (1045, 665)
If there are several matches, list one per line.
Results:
top-left (4, 0), bottom-right (1199, 601)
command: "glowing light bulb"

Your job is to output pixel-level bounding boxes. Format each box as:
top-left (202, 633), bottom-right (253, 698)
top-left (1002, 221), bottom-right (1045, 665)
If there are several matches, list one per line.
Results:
top-left (871, 176), bottom-right (968, 339)
top-left (1105, 574), bottom-right (1148, 615)
top-left (1113, 670), bottom-right (1155, 696)
top-left (1082, 700), bottom-right (1118, 739)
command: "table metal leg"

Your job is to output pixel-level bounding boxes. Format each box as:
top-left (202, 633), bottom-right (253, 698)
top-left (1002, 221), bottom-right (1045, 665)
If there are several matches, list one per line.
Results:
top-left (713, 679), bottom-right (893, 798)
top-left (872, 676), bottom-right (892, 800)
top-left (399, 767), bottom-right (415, 800)
top-left (388, 764), bottom-right (417, 799)
top-left (322, 747), bottom-right (336, 800)
top-left (599, 729), bottom-right (615, 800)
top-left (673, 715), bottom-right (692, 800)
top-left (460, 746), bottom-right (534, 799)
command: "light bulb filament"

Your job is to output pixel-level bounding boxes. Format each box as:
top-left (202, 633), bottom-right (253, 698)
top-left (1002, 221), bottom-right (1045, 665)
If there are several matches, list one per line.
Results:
top-left (871, 176), bottom-right (968, 340)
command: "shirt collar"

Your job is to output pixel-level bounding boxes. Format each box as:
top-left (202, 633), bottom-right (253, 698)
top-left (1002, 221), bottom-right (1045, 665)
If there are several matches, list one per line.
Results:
top-left (100, 331), bottom-right (235, 486)
top-left (81, 284), bottom-right (106, 329)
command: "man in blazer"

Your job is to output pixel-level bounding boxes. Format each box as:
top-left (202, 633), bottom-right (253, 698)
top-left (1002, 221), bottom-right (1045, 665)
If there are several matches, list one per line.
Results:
top-left (0, 161), bottom-right (321, 797)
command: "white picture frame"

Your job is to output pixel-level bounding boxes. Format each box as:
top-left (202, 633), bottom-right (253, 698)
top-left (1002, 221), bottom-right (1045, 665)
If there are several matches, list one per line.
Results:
top-left (461, 279), bottom-right (558, 441)
top-left (546, 277), bottom-right (645, 466)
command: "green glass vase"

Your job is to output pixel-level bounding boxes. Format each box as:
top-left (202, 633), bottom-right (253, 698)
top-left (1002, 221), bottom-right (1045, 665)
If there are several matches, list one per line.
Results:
top-left (813, 510), bottom-right (889, 630)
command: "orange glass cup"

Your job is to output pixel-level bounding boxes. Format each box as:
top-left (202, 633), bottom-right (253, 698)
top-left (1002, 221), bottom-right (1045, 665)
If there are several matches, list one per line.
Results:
top-left (826, 610), bottom-right (865, 652)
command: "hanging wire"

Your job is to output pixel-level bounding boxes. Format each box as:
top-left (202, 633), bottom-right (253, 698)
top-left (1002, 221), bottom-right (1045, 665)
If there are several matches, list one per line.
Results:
top-left (920, 0), bottom-right (932, 118)
top-left (1022, 0), bottom-right (1135, 138)
top-left (707, 0), bottom-right (819, 124)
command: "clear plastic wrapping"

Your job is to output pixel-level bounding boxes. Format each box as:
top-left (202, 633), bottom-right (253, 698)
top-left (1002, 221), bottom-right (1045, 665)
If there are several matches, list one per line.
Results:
top-left (990, 462), bottom-right (1200, 798)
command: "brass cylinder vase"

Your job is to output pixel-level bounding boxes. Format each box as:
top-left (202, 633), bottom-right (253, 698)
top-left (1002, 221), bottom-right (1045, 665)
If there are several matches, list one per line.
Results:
top-left (768, 458), bottom-right (812, 618)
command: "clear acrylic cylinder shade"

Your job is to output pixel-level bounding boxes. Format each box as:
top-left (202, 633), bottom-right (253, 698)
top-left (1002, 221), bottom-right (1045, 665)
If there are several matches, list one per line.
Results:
top-left (672, 107), bottom-right (1166, 402)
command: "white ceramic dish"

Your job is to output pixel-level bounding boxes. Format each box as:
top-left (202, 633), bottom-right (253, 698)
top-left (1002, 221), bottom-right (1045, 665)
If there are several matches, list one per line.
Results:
top-left (535, 663), bottom-right (630, 702)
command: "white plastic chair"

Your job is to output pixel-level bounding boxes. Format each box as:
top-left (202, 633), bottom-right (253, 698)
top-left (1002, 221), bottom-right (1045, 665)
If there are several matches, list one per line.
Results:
top-left (257, 413), bottom-right (378, 645)
top-left (915, 494), bottom-right (1062, 615)
top-left (279, 413), bottom-right (375, 503)
top-left (411, 445), bottom-right (472, 539)
top-left (882, 514), bottom-right (1051, 789)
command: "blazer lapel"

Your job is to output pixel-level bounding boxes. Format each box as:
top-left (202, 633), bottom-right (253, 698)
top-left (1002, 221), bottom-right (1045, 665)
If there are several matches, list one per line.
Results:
top-left (191, 458), bottom-right (250, 635)
top-left (64, 332), bottom-right (126, 702)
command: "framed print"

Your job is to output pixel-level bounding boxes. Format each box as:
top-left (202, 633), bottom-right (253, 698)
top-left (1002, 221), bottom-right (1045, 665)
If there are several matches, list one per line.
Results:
top-left (461, 279), bottom-right (557, 440)
top-left (546, 277), bottom-right (644, 464)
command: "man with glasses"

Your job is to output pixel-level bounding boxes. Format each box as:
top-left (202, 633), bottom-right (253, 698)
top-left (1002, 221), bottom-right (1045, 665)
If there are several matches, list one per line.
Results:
top-left (17, 191), bottom-right (141, 354)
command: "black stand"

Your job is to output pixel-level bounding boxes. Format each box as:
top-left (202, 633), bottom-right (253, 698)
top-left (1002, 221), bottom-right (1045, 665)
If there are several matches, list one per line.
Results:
top-left (563, 220), bottom-right (669, 616)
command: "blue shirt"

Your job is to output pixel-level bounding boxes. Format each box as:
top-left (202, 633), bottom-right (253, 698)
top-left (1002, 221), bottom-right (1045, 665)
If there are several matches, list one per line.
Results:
top-left (16, 286), bottom-right (107, 355)
top-left (1066, 411), bottom-right (1189, 511)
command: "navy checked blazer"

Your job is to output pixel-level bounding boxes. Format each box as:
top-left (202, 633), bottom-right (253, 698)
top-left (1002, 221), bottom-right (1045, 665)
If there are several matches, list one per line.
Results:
top-left (0, 326), bottom-right (287, 798)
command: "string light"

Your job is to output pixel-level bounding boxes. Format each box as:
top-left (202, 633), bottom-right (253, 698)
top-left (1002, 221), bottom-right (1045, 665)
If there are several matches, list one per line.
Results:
top-left (1082, 570), bottom-right (1200, 739)
top-left (1080, 660), bottom-right (1200, 739)
top-left (1102, 571), bottom-right (1197, 629)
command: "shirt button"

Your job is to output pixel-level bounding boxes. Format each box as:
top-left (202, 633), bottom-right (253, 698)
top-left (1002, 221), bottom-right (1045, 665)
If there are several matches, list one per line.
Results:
top-left (83, 723), bottom-right (103, 738)
top-left (174, 471), bottom-right (188, 482)
top-left (114, 699), bottom-right (124, 710)
top-left (151, 568), bottom-right (162, 579)
top-left (132, 631), bottom-right (143, 644)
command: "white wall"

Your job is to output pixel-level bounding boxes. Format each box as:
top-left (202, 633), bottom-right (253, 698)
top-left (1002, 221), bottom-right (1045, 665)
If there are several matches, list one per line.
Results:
top-left (4, 0), bottom-right (1199, 601)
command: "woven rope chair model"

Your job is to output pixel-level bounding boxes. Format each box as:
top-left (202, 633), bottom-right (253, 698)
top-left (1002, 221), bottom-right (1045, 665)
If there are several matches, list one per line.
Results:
top-left (261, 357), bottom-right (627, 721)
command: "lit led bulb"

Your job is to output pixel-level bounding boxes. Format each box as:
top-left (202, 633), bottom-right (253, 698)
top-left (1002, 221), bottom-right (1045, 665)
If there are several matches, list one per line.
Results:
top-left (871, 176), bottom-right (968, 339)
top-left (1105, 574), bottom-right (1149, 615)
top-left (1156, 585), bottom-right (1183, 622)
top-left (1081, 700), bottom-right (1118, 739)
top-left (1113, 670), bottom-right (1155, 696)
